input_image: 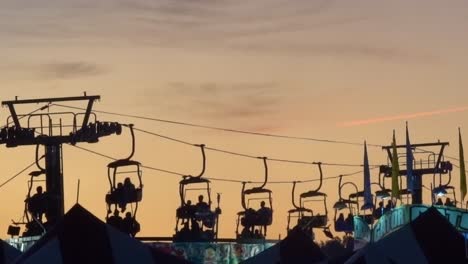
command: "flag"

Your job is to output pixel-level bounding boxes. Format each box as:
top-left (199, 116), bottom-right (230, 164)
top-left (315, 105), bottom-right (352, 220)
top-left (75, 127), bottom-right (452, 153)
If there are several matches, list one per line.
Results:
top-left (459, 128), bottom-right (466, 201)
top-left (391, 130), bottom-right (400, 199)
top-left (406, 122), bottom-right (414, 192)
top-left (362, 141), bottom-right (374, 210)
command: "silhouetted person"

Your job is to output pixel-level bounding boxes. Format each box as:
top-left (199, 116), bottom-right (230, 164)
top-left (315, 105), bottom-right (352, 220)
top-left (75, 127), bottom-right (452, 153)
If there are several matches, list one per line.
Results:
top-left (123, 177), bottom-right (135, 202)
top-left (106, 209), bottom-right (123, 231)
top-left (240, 224), bottom-right (253, 239)
top-left (253, 229), bottom-right (263, 239)
top-left (345, 213), bottom-right (354, 232)
top-left (190, 219), bottom-right (201, 240)
top-left (122, 212), bottom-right (140, 237)
top-left (435, 198), bottom-right (443, 206)
top-left (384, 200), bottom-right (393, 213)
top-left (257, 201), bottom-right (272, 224)
top-left (178, 222), bottom-right (190, 241)
top-left (115, 182), bottom-right (125, 211)
top-left (26, 186), bottom-right (46, 222)
top-left (256, 201), bottom-right (272, 236)
top-left (445, 197), bottom-right (455, 207)
top-left (335, 212), bottom-right (345, 231)
top-left (373, 201), bottom-right (384, 219)
top-left (196, 195), bottom-right (209, 212)
top-left (184, 199), bottom-right (196, 222)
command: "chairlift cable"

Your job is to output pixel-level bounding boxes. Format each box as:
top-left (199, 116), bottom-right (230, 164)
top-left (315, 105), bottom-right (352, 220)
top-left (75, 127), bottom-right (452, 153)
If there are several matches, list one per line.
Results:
top-left (1, 103), bottom-right (52, 129)
top-left (0, 158), bottom-right (44, 190)
top-left (133, 127), bottom-right (376, 167)
top-left (67, 144), bottom-right (369, 185)
top-left (51, 103), bottom-right (382, 148)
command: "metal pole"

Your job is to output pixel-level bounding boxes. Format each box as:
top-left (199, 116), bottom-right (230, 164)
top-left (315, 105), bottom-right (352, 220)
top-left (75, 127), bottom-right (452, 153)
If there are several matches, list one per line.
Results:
top-left (45, 144), bottom-right (64, 225)
top-left (412, 173), bottom-right (422, 204)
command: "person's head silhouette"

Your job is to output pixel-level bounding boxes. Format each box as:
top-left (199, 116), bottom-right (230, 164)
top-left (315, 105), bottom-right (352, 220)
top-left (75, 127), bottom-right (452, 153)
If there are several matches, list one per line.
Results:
top-left (260, 201), bottom-right (266, 208)
top-left (36, 186), bottom-right (43, 194)
top-left (198, 195), bottom-right (204, 203)
top-left (124, 177), bottom-right (131, 185)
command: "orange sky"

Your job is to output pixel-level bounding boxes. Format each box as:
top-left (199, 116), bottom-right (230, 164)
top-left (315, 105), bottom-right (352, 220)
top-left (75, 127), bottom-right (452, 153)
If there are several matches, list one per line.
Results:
top-left (1, 0), bottom-right (468, 241)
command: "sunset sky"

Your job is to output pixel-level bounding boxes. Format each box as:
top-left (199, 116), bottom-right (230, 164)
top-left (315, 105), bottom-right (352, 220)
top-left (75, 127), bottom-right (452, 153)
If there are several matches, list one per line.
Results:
top-left (1, 0), bottom-right (468, 241)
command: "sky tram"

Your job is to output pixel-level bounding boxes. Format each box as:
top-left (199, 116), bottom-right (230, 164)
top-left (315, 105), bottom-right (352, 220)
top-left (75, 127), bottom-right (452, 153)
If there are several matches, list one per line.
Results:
top-left (173, 144), bottom-right (221, 242)
top-left (236, 157), bottom-right (273, 243)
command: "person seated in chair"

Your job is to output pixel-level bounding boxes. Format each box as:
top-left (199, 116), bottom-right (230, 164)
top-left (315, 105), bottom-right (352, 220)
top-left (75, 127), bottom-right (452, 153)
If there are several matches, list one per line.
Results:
top-left (240, 224), bottom-right (253, 239)
top-left (196, 195), bottom-right (210, 212)
top-left (335, 213), bottom-right (345, 231)
top-left (257, 201), bottom-right (272, 225)
top-left (106, 209), bottom-right (123, 231)
top-left (435, 198), bottom-right (443, 206)
top-left (123, 177), bottom-right (136, 203)
top-left (373, 201), bottom-right (384, 219)
top-left (115, 183), bottom-right (126, 211)
top-left (444, 197), bottom-right (455, 207)
top-left (345, 213), bottom-right (354, 232)
top-left (122, 212), bottom-right (140, 237)
top-left (26, 186), bottom-right (47, 222)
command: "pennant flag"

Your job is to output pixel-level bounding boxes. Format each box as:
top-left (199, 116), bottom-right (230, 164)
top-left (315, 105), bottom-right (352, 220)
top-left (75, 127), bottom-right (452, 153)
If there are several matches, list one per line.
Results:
top-left (459, 128), bottom-right (466, 201)
top-left (362, 141), bottom-right (374, 210)
top-left (406, 122), bottom-right (414, 192)
top-left (391, 130), bottom-right (401, 199)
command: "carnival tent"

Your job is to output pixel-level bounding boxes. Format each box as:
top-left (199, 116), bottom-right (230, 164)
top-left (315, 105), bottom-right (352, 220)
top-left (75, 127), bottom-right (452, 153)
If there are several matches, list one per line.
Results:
top-left (346, 206), bottom-right (466, 264)
top-left (15, 204), bottom-right (190, 264)
top-left (243, 227), bottom-right (326, 264)
top-left (1, 239), bottom-right (21, 264)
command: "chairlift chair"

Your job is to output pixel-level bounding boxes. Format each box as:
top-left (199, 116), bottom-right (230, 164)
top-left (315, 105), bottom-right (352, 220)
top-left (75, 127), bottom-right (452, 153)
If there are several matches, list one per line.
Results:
top-left (432, 162), bottom-right (457, 207)
top-left (348, 191), bottom-right (374, 225)
top-left (236, 157), bottom-right (273, 242)
top-left (297, 163), bottom-right (329, 229)
top-left (333, 175), bottom-right (359, 233)
top-left (286, 182), bottom-right (313, 234)
top-left (173, 144), bottom-right (221, 242)
top-left (21, 146), bottom-right (48, 237)
top-left (105, 125), bottom-right (143, 219)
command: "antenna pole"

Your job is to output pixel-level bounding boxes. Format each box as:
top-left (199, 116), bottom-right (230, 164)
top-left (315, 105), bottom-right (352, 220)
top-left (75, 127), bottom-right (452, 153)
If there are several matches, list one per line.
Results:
top-left (76, 179), bottom-right (81, 204)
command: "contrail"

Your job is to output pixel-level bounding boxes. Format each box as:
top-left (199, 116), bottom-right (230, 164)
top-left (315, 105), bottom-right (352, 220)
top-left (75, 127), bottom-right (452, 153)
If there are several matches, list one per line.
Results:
top-left (338, 106), bottom-right (468, 127)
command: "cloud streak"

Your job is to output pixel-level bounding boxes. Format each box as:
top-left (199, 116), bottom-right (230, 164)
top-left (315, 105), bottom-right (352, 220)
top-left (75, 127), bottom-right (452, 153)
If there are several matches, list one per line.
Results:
top-left (39, 62), bottom-right (105, 79)
top-left (338, 106), bottom-right (468, 127)
top-left (163, 82), bottom-right (283, 121)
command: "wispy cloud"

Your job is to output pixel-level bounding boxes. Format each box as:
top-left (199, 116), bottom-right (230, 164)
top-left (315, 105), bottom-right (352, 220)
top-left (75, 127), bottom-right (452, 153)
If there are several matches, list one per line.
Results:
top-left (39, 62), bottom-right (105, 79)
top-left (338, 106), bottom-right (468, 127)
top-left (163, 82), bottom-right (283, 121)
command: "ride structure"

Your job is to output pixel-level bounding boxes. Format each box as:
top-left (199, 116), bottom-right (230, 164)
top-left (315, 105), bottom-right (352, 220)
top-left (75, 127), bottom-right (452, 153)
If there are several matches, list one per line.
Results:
top-left (380, 141), bottom-right (453, 205)
top-left (1, 95), bottom-right (123, 236)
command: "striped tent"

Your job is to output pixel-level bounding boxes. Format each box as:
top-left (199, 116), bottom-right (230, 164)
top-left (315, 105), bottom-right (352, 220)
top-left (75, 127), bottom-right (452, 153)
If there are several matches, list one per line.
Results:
top-left (1, 239), bottom-right (21, 264)
top-left (15, 204), bottom-right (190, 264)
top-left (242, 228), bottom-right (326, 264)
top-left (346, 207), bottom-right (466, 264)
